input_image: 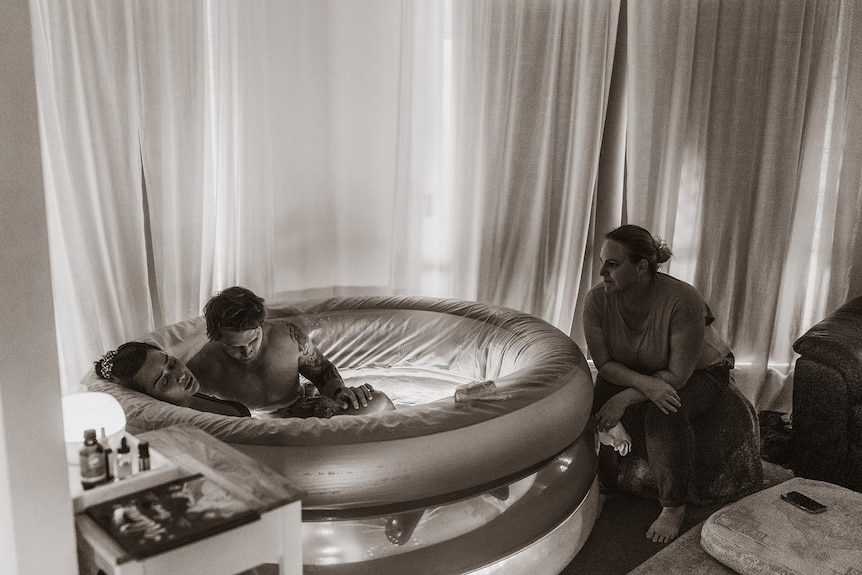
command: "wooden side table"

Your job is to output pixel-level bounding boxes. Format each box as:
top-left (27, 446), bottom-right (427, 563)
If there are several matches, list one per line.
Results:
top-left (74, 424), bottom-right (303, 575)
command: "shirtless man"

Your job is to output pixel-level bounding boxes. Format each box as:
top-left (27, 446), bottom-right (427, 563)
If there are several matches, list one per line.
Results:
top-left (187, 286), bottom-right (393, 418)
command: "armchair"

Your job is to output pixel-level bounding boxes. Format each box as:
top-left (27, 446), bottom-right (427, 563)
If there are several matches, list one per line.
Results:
top-left (790, 296), bottom-right (862, 492)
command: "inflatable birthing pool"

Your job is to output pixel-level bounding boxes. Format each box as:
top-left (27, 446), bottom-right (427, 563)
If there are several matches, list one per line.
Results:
top-left (85, 296), bottom-right (598, 574)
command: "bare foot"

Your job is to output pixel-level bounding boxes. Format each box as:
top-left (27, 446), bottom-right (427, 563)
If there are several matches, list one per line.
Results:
top-left (597, 486), bottom-right (618, 517)
top-left (646, 505), bottom-right (685, 543)
top-left (598, 422), bottom-right (632, 456)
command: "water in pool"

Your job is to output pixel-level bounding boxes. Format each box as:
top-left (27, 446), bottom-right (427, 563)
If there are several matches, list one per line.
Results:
top-left (337, 365), bottom-right (475, 406)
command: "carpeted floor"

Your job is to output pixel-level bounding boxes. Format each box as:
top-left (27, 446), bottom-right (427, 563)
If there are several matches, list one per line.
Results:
top-left (560, 460), bottom-right (794, 575)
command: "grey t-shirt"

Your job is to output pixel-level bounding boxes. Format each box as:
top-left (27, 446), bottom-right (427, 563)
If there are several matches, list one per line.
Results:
top-left (584, 273), bottom-right (732, 374)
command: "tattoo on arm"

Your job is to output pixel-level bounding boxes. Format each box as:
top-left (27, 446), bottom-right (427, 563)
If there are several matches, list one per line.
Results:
top-left (293, 324), bottom-right (344, 397)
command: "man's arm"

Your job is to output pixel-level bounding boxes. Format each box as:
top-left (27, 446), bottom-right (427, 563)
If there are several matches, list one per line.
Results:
top-left (292, 324), bottom-right (344, 398)
top-left (292, 323), bottom-right (372, 410)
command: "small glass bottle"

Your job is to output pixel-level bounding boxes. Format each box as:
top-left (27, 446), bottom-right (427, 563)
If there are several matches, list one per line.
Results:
top-left (138, 441), bottom-right (151, 472)
top-left (454, 380), bottom-right (497, 403)
top-left (79, 429), bottom-right (106, 490)
top-left (98, 427), bottom-right (114, 481)
top-left (115, 436), bottom-right (132, 480)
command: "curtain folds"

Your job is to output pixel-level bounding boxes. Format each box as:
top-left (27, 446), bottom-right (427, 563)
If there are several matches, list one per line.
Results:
top-left (30, 0), bottom-right (862, 410)
top-left (390, 0), bottom-right (448, 296)
top-left (31, 0), bottom-right (153, 387)
top-left (825, 1), bottom-right (862, 306)
top-left (32, 0), bottom-right (409, 391)
top-left (623, 0), bottom-right (862, 408)
top-left (450, 0), bottom-right (621, 327)
top-left (133, 1), bottom-right (208, 323)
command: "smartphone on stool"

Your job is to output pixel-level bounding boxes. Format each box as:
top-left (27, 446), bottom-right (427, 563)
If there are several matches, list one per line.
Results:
top-left (781, 490), bottom-right (827, 514)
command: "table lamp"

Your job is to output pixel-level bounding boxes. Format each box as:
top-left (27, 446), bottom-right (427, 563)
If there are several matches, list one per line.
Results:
top-left (62, 391), bottom-right (126, 464)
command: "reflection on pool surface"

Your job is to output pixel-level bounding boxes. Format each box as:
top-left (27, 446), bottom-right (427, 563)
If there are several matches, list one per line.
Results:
top-left (304, 474), bottom-right (535, 565)
top-left (338, 365), bottom-right (475, 406)
top-left (302, 437), bottom-right (597, 573)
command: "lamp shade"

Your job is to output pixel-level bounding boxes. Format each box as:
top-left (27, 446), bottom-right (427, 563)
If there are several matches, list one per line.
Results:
top-left (62, 392), bottom-right (126, 463)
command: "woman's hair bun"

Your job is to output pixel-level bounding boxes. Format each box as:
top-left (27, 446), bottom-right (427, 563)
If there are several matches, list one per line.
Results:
top-left (655, 238), bottom-right (673, 264)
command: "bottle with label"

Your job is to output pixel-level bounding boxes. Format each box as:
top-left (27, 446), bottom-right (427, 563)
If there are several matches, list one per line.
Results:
top-left (79, 429), bottom-right (106, 490)
top-left (115, 436), bottom-right (132, 480)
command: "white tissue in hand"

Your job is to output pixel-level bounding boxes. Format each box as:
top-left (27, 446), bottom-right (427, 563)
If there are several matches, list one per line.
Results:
top-left (598, 422), bottom-right (632, 456)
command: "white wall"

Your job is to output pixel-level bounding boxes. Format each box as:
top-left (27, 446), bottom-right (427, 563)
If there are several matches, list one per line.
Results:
top-left (0, 0), bottom-right (77, 572)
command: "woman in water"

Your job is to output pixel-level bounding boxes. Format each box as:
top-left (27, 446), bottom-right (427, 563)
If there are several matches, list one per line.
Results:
top-left (95, 341), bottom-right (251, 416)
top-left (95, 340), bottom-right (394, 418)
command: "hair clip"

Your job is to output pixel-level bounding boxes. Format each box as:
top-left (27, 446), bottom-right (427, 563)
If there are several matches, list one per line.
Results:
top-left (96, 349), bottom-right (117, 379)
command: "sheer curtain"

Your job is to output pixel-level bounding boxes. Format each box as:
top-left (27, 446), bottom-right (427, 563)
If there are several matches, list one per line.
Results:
top-left (623, 0), bottom-right (862, 408)
top-left (30, 0), bottom-right (862, 409)
top-left (32, 0), bottom-right (425, 392)
top-left (449, 0), bottom-right (621, 328)
top-left (32, 0), bottom-right (617, 392)
top-left (31, 0), bottom-right (155, 390)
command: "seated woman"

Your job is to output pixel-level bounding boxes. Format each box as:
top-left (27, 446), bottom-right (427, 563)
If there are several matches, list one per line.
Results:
top-left (584, 225), bottom-right (734, 544)
top-left (95, 341), bottom-right (394, 418)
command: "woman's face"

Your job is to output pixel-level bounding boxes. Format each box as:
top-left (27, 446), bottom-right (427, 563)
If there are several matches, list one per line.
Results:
top-left (134, 349), bottom-right (200, 404)
top-left (599, 239), bottom-right (643, 294)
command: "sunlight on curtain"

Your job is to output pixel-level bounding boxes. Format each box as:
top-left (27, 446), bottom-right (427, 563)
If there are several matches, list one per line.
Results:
top-left (624, 0), bottom-right (698, 253)
top-left (275, 1), bottom-right (405, 295)
top-left (32, 0), bottom-right (425, 392)
top-left (625, 0), bottom-right (862, 411)
top-left (450, 0), bottom-right (621, 329)
top-left (133, 1), bottom-right (209, 323)
top-left (29, 0), bottom-right (861, 408)
top-left (390, 0), bottom-right (452, 297)
top-left (818, 1), bottom-right (862, 308)
top-left (30, 0), bottom-right (156, 391)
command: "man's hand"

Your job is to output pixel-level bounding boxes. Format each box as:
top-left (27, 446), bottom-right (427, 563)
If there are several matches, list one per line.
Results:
top-left (334, 384), bottom-right (375, 410)
top-left (642, 379), bottom-right (681, 414)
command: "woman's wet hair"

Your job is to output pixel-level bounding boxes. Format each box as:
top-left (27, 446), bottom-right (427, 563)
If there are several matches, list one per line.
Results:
top-left (204, 286), bottom-right (268, 340)
top-left (94, 341), bottom-right (161, 391)
top-left (606, 224), bottom-right (672, 275)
